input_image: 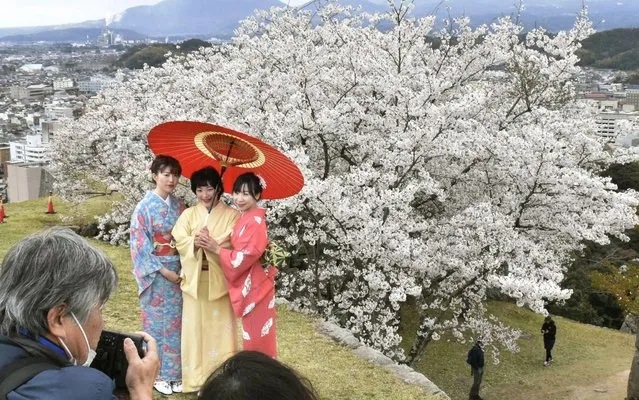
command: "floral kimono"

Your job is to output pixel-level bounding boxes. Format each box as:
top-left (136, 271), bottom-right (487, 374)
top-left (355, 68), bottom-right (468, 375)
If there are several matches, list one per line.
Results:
top-left (130, 191), bottom-right (185, 381)
top-left (219, 207), bottom-right (277, 358)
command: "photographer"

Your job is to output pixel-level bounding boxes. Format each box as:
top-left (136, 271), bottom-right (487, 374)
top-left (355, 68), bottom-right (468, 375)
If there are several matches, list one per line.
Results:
top-left (0, 227), bottom-right (159, 399)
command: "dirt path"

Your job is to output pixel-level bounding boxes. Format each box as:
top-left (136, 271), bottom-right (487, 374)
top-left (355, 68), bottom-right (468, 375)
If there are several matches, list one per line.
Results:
top-left (566, 370), bottom-right (629, 400)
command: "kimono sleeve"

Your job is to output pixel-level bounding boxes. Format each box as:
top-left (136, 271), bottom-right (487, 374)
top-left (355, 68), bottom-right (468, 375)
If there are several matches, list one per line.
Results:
top-left (172, 209), bottom-right (197, 263)
top-left (219, 218), bottom-right (268, 282)
top-left (171, 209), bottom-right (202, 298)
top-left (130, 202), bottom-right (164, 294)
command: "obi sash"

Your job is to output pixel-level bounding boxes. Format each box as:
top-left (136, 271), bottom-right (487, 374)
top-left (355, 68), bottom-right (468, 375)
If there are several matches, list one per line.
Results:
top-left (153, 232), bottom-right (177, 256)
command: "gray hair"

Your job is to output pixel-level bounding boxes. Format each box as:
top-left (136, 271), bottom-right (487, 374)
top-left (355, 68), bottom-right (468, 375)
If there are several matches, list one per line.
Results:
top-left (0, 227), bottom-right (118, 337)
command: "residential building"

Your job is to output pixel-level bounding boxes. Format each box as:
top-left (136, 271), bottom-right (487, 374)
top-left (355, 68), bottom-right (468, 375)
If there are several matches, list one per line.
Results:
top-left (53, 78), bottom-right (75, 91)
top-left (9, 84), bottom-right (53, 100)
top-left (627, 85), bottom-right (639, 110)
top-left (77, 76), bottom-right (116, 93)
top-left (9, 135), bottom-right (50, 163)
top-left (41, 121), bottom-right (62, 140)
top-left (44, 105), bottom-right (74, 120)
top-left (593, 99), bottom-right (639, 146)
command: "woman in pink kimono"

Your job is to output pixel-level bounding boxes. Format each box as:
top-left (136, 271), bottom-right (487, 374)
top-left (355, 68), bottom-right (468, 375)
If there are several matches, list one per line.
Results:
top-left (204, 172), bottom-right (277, 358)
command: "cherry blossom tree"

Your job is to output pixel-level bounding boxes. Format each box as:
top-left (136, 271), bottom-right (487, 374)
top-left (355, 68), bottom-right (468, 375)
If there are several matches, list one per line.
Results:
top-left (51, 1), bottom-right (639, 364)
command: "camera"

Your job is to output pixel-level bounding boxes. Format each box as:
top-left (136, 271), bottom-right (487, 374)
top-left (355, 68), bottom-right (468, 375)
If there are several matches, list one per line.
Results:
top-left (90, 329), bottom-right (145, 390)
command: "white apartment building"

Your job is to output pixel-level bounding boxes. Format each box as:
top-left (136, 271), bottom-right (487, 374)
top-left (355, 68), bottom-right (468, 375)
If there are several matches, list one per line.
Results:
top-left (77, 76), bottom-right (116, 93)
top-left (596, 111), bottom-right (637, 137)
top-left (594, 99), bottom-right (639, 146)
top-left (9, 135), bottom-right (50, 163)
top-left (44, 105), bottom-right (74, 120)
top-left (53, 78), bottom-right (75, 91)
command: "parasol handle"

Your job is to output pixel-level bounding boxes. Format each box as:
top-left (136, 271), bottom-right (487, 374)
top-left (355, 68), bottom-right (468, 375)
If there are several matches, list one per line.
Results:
top-left (219, 139), bottom-right (236, 179)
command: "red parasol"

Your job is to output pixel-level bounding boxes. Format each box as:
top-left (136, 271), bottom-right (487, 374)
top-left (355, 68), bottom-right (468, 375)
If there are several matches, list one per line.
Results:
top-left (147, 121), bottom-right (304, 200)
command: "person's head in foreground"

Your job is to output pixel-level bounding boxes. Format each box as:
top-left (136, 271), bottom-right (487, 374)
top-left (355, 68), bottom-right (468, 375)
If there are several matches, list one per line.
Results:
top-left (0, 227), bottom-right (117, 361)
top-left (198, 350), bottom-right (320, 400)
top-left (0, 227), bottom-right (159, 399)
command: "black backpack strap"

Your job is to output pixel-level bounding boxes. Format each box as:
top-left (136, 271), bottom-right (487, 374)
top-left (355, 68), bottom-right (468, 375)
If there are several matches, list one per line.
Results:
top-left (0, 356), bottom-right (61, 398)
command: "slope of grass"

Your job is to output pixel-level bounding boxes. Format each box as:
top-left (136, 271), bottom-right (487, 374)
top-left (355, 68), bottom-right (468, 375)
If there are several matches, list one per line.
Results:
top-left (410, 302), bottom-right (634, 400)
top-left (0, 196), bottom-right (434, 400)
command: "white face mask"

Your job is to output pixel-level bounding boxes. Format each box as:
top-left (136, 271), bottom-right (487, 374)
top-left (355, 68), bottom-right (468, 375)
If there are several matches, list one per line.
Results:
top-left (58, 312), bottom-right (97, 367)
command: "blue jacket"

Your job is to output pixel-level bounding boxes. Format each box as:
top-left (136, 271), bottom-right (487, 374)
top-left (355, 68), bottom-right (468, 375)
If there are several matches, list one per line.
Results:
top-left (0, 335), bottom-right (116, 400)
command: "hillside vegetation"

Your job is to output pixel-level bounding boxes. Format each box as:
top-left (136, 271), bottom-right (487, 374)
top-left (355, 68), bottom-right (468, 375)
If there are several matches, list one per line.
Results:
top-left (115, 39), bottom-right (213, 69)
top-left (578, 28), bottom-right (639, 71)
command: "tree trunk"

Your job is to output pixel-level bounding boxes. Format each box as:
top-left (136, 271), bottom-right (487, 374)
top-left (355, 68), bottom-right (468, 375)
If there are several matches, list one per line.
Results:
top-left (628, 331), bottom-right (639, 400)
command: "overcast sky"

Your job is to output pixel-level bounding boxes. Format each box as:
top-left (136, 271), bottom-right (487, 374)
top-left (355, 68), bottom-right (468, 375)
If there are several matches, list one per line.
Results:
top-left (0, 0), bottom-right (388, 28)
top-left (0, 0), bottom-right (161, 28)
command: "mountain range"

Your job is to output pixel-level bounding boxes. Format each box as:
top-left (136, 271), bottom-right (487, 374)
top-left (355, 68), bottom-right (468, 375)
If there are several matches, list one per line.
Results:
top-left (0, 0), bottom-right (638, 43)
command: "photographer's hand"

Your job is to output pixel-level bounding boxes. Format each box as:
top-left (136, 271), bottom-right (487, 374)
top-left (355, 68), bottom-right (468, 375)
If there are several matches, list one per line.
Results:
top-left (124, 331), bottom-right (159, 400)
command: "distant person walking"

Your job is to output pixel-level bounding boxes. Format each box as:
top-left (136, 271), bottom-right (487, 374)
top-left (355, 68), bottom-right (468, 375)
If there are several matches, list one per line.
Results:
top-left (541, 315), bottom-right (556, 366)
top-left (466, 340), bottom-right (484, 400)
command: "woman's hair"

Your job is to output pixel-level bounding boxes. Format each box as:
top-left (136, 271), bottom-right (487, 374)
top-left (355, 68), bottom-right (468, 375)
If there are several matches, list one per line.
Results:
top-left (198, 351), bottom-right (319, 400)
top-left (190, 167), bottom-right (223, 199)
top-left (150, 154), bottom-right (182, 176)
top-left (0, 227), bottom-right (118, 337)
top-left (232, 172), bottom-right (263, 200)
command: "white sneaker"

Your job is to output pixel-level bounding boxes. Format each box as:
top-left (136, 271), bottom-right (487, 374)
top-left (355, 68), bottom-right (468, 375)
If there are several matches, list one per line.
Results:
top-left (154, 380), bottom-right (173, 395)
top-left (171, 381), bottom-right (183, 393)
top-left (543, 361), bottom-right (549, 366)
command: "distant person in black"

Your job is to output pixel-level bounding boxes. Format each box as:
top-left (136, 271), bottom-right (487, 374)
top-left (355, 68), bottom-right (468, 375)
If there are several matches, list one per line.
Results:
top-left (466, 340), bottom-right (484, 400)
top-left (541, 315), bottom-right (557, 366)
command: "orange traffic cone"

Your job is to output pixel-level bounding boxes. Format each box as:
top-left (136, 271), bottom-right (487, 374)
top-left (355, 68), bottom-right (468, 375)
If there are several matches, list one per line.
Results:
top-left (45, 191), bottom-right (56, 214)
top-left (0, 196), bottom-right (6, 222)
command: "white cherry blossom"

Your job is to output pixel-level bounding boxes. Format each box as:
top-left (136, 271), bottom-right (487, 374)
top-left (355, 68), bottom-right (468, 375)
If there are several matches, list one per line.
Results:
top-left (50, 2), bottom-right (639, 364)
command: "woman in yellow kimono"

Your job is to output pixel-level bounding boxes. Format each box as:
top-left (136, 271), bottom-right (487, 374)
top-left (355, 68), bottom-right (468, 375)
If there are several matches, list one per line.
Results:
top-left (171, 166), bottom-right (239, 393)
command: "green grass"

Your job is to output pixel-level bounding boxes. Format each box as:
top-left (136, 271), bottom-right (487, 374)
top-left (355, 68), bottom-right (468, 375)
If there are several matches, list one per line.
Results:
top-left (409, 302), bottom-right (635, 400)
top-left (0, 196), bottom-right (433, 400)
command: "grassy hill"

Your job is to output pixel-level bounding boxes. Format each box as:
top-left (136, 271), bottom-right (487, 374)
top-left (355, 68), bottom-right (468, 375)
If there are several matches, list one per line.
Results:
top-left (0, 196), bottom-right (431, 400)
top-left (578, 28), bottom-right (639, 71)
top-left (0, 196), bottom-right (635, 399)
top-left (410, 303), bottom-right (634, 400)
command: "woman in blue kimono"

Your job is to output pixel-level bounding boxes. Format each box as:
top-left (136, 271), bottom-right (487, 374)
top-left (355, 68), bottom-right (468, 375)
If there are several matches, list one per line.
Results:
top-left (130, 154), bottom-right (186, 395)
